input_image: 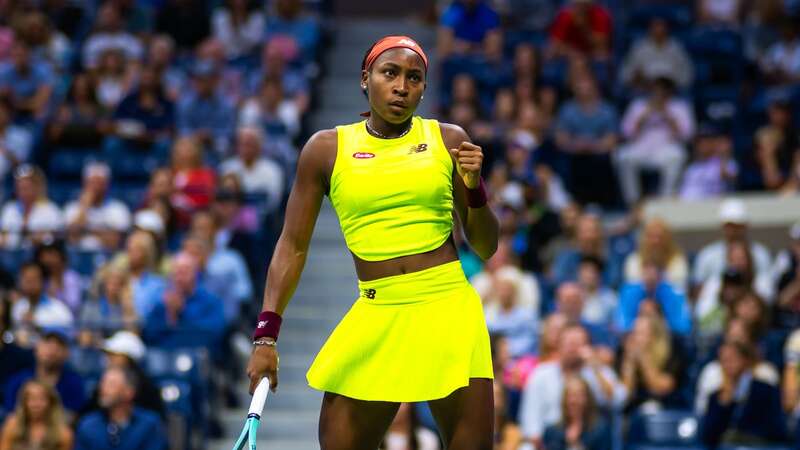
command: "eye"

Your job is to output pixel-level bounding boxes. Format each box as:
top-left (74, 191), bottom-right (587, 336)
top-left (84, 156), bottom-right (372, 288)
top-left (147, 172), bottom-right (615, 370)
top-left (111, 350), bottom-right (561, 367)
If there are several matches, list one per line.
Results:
top-left (384, 68), bottom-right (396, 77)
top-left (410, 74), bottom-right (422, 82)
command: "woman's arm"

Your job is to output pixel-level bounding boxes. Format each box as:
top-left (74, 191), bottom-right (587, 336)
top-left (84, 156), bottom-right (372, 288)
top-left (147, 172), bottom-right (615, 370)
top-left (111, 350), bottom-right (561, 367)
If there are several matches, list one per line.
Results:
top-left (441, 123), bottom-right (499, 261)
top-left (246, 129), bottom-right (334, 393)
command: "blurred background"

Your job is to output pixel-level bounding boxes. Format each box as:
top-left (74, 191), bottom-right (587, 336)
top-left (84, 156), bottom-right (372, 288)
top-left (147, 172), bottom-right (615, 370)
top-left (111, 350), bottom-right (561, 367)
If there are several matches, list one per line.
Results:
top-left (1, 0), bottom-right (800, 450)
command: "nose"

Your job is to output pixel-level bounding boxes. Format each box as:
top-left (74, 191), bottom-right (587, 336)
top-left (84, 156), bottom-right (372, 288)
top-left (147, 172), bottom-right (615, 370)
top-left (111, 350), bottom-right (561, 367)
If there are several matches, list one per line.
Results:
top-left (392, 76), bottom-right (409, 96)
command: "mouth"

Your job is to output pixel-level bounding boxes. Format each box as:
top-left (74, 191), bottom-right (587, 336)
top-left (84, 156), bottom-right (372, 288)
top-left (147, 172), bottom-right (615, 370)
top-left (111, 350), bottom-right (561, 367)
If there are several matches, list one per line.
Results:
top-left (388, 100), bottom-right (408, 110)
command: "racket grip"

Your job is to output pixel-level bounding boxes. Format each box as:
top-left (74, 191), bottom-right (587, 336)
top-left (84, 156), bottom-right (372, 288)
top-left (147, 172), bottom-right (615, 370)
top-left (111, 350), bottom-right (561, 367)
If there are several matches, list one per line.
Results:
top-left (248, 376), bottom-right (270, 417)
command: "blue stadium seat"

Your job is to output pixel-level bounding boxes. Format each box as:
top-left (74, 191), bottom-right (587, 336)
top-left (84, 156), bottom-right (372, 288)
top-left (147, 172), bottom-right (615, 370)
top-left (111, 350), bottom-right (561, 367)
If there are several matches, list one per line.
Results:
top-left (110, 151), bottom-right (161, 182)
top-left (0, 248), bottom-right (33, 272)
top-left (49, 149), bottom-right (104, 180)
top-left (68, 346), bottom-right (107, 378)
top-left (627, 3), bottom-right (693, 32)
top-left (627, 410), bottom-right (702, 450)
top-left (66, 248), bottom-right (111, 276)
top-left (158, 379), bottom-right (193, 450)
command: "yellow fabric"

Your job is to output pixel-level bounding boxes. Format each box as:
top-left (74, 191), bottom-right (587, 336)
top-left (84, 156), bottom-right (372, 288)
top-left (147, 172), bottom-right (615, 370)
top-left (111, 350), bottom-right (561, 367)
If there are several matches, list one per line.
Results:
top-left (306, 260), bottom-right (494, 402)
top-left (329, 116), bottom-right (454, 261)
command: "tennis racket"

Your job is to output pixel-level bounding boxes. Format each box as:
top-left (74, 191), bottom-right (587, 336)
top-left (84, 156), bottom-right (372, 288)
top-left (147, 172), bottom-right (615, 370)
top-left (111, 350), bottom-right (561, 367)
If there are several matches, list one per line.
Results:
top-left (230, 377), bottom-right (271, 450)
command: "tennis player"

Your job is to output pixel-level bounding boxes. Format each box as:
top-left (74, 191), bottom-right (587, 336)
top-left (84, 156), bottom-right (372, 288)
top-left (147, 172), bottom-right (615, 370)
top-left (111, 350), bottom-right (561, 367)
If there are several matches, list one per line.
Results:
top-left (246, 35), bottom-right (499, 449)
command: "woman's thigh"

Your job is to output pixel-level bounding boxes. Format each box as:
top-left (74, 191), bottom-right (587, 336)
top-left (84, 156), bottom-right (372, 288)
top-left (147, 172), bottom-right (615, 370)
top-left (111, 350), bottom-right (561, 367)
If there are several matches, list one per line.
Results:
top-left (427, 378), bottom-right (494, 450)
top-left (319, 391), bottom-right (401, 450)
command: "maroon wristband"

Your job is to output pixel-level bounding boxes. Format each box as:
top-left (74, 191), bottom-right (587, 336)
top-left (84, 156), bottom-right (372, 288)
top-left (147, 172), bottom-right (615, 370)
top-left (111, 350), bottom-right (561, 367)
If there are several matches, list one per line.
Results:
top-left (466, 177), bottom-right (488, 208)
top-left (253, 310), bottom-right (283, 341)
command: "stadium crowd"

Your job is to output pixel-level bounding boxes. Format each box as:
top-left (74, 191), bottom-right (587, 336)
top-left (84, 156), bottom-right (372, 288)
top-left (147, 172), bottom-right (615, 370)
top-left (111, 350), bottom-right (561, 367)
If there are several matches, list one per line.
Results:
top-left (389, 0), bottom-right (800, 450)
top-left (0, 0), bottom-right (322, 448)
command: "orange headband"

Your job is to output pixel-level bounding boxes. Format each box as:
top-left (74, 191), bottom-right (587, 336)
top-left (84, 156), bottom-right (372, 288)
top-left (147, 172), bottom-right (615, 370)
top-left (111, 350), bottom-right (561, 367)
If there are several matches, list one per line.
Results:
top-left (362, 35), bottom-right (428, 73)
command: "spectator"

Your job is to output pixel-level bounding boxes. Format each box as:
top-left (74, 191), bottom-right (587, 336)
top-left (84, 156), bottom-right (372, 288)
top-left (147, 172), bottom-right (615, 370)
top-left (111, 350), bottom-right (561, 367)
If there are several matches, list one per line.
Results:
top-left (679, 124), bottom-right (739, 200)
top-left (492, 377), bottom-right (523, 450)
top-left (212, 173), bottom-right (260, 238)
top-left (239, 76), bottom-right (301, 144)
top-left (495, 0), bottom-right (556, 34)
top-left (693, 199), bottom-right (772, 286)
top-left (696, 319), bottom-right (780, 414)
top-left (0, 165), bottom-right (63, 249)
top-left (111, 0), bottom-right (153, 34)
top-left (775, 222), bottom-right (800, 321)
top-left (65, 162), bottom-right (132, 251)
top-left (185, 210), bottom-right (253, 322)
top-left (619, 314), bottom-right (685, 412)
top-left (783, 327), bottom-right (800, 415)
top-left (547, 0), bottom-right (612, 61)
top-left (155, 0), bottom-right (211, 52)
top-left (554, 73), bottom-right (619, 208)
top-left (0, 99), bottom-right (33, 182)
top-left (729, 291), bottom-right (770, 343)
top-left (220, 126), bottom-right (286, 215)
top-left (3, 331), bottom-right (85, 415)
top-left (10, 262), bottom-right (74, 335)
top-left (92, 48), bottom-right (136, 111)
top-left (35, 239), bottom-right (84, 316)
top-left (79, 262), bottom-right (137, 341)
top-left (700, 340), bottom-right (788, 448)
top-left (46, 73), bottom-right (110, 148)
top-left (759, 20), bottom-right (800, 86)
top-left (176, 59), bottom-right (236, 158)
top-left (142, 252), bottom-right (226, 350)
top-left (619, 17), bottom-right (693, 92)
top-left (74, 366), bottom-right (167, 450)
top-left (576, 256), bottom-right (617, 330)
top-left (471, 239), bottom-right (541, 314)
top-left (542, 376), bottom-right (612, 450)
top-left (0, 41), bottom-right (53, 120)
top-left (81, 3), bottom-right (144, 70)
top-left (115, 230), bottom-right (167, 319)
top-left (147, 35), bottom-right (185, 102)
top-left (483, 268), bottom-right (538, 358)
top-left (110, 65), bottom-right (175, 153)
top-left (518, 324), bottom-right (626, 448)
top-left (623, 218), bottom-right (689, 290)
top-left (552, 213), bottom-right (619, 288)
top-left (211, 0), bottom-right (265, 60)
top-left (246, 38), bottom-right (311, 114)
top-left (12, 11), bottom-right (71, 73)
top-left (0, 328), bottom-right (34, 408)
top-left (698, 0), bottom-right (744, 27)
top-left (617, 76), bottom-right (695, 205)
top-left (437, 0), bottom-right (502, 61)
top-left (79, 331), bottom-right (165, 420)
top-left (696, 239), bottom-right (775, 335)
top-left (170, 137), bottom-right (216, 228)
top-left (750, 98), bottom-right (799, 191)
top-left (265, 0), bottom-right (321, 65)
top-left (0, 380), bottom-right (73, 450)
top-left (618, 260), bottom-right (691, 335)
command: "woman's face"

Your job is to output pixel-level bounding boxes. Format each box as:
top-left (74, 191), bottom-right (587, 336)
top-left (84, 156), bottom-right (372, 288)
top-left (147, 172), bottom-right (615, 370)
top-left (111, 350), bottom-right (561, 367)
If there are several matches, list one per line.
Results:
top-left (172, 140), bottom-right (199, 169)
top-left (15, 177), bottom-right (38, 204)
top-left (104, 270), bottom-right (126, 300)
top-left (38, 249), bottom-right (63, 272)
top-left (735, 295), bottom-right (761, 325)
top-left (644, 222), bottom-right (667, 251)
top-left (149, 169), bottom-right (173, 196)
top-left (24, 384), bottom-right (50, 421)
top-left (362, 48), bottom-right (425, 124)
top-left (725, 318), bottom-right (750, 343)
top-left (564, 380), bottom-right (588, 418)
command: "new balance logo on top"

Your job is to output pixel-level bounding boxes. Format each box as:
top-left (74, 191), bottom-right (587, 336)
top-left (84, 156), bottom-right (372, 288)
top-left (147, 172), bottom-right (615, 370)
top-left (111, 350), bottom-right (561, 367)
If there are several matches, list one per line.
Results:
top-left (362, 288), bottom-right (376, 299)
top-left (408, 143), bottom-right (428, 154)
top-left (257, 320), bottom-right (268, 328)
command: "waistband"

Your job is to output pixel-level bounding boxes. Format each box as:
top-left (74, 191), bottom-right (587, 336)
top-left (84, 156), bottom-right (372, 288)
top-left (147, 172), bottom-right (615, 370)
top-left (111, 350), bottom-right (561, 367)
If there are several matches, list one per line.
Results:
top-left (356, 260), bottom-right (469, 305)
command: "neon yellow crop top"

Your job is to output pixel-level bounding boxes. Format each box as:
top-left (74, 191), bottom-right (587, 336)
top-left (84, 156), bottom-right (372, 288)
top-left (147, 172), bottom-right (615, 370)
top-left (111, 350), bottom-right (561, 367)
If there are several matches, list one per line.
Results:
top-left (329, 116), bottom-right (454, 261)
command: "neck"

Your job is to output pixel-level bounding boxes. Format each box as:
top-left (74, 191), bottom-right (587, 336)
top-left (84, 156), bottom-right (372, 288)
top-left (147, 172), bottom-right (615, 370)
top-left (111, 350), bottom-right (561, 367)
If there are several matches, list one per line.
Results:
top-left (36, 365), bottom-right (60, 383)
top-left (109, 403), bottom-right (133, 424)
top-left (366, 116), bottom-right (412, 139)
top-left (129, 265), bottom-right (144, 277)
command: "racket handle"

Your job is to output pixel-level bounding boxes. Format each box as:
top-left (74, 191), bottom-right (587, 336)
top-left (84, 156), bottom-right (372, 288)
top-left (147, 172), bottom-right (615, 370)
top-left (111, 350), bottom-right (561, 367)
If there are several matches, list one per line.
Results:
top-left (248, 376), bottom-right (270, 417)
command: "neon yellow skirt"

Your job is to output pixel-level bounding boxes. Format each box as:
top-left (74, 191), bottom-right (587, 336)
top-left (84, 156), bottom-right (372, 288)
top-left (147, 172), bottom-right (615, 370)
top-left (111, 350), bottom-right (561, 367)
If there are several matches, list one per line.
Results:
top-left (306, 260), bottom-right (494, 402)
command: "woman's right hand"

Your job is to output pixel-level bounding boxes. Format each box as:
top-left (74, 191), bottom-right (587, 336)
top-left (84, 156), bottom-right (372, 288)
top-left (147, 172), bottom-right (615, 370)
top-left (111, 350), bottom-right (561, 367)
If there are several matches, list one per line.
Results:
top-left (247, 344), bottom-right (279, 394)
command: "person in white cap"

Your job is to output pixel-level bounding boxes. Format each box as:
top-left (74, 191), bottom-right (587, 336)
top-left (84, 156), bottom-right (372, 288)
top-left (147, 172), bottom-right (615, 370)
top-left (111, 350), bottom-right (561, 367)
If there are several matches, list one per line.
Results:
top-left (692, 198), bottom-right (771, 287)
top-left (64, 161), bottom-right (131, 251)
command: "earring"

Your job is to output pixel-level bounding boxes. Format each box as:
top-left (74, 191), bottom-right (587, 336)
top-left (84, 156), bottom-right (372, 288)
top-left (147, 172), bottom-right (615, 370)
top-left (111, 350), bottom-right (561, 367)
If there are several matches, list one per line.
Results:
top-left (361, 84), bottom-right (367, 90)
top-left (421, 95), bottom-right (425, 100)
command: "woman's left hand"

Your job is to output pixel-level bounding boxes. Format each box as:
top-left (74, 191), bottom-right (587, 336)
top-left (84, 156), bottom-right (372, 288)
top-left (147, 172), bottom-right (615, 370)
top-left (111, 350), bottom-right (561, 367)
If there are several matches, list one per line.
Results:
top-left (449, 141), bottom-right (483, 189)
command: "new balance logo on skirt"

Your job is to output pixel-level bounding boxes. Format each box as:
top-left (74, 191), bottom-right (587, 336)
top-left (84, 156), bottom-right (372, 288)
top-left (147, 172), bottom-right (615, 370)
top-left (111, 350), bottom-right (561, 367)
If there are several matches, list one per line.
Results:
top-left (257, 320), bottom-right (268, 328)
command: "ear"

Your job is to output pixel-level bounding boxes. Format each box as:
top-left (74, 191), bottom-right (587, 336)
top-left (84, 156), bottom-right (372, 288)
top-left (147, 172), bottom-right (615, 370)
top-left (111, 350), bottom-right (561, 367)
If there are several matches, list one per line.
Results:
top-left (360, 70), bottom-right (369, 92)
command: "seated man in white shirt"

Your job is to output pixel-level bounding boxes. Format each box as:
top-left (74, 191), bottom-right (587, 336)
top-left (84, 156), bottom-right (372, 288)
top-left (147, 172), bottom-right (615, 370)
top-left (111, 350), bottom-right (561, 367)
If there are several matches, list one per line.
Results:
top-left (10, 262), bottom-right (73, 336)
top-left (65, 162), bottom-right (131, 251)
top-left (0, 164), bottom-right (63, 248)
top-left (220, 126), bottom-right (285, 216)
top-left (518, 322), bottom-right (627, 449)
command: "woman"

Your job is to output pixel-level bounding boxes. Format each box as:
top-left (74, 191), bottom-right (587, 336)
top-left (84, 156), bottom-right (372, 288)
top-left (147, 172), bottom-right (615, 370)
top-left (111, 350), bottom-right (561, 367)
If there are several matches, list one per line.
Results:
top-left (211, 0), bottom-right (265, 60)
top-left (34, 239), bottom-right (84, 316)
top-left (0, 380), bottom-right (73, 450)
top-left (79, 261), bottom-right (138, 342)
top-left (696, 239), bottom-right (775, 335)
top-left (623, 218), bottom-right (689, 290)
top-left (246, 36), bottom-right (499, 448)
top-left (111, 65), bottom-right (174, 152)
top-left (542, 376), bottom-right (612, 450)
top-left (0, 165), bottom-right (63, 249)
top-left (170, 137), bottom-right (216, 229)
top-left (46, 73), bottom-right (109, 149)
top-left (619, 314), bottom-right (685, 412)
top-left (93, 48), bottom-right (136, 112)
